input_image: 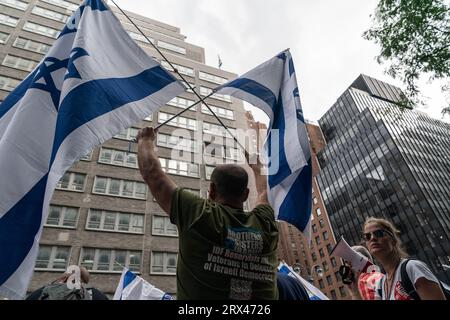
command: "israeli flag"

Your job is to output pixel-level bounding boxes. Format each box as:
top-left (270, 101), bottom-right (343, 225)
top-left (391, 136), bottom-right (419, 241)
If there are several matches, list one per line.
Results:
top-left (215, 49), bottom-right (312, 238)
top-left (0, 0), bottom-right (184, 299)
top-left (278, 262), bottom-right (329, 300)
top-left (113, 268), bottom-right (173, 300)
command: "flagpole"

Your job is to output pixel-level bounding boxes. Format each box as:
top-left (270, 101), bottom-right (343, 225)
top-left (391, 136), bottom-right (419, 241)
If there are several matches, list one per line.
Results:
top-left (111, 0), bottom-right (247, 154)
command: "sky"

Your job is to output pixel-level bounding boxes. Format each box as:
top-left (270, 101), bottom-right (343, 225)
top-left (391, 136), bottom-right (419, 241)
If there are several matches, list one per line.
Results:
top-left (113, 0), bottom-right (449, 125)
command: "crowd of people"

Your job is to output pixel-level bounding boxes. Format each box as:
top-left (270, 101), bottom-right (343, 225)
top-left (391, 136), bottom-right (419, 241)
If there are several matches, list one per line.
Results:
top-left (26, 126), bottom-right (447, 300)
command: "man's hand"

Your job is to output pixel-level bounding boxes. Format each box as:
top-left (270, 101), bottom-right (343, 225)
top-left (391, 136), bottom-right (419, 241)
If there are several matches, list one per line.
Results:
top-left (137, 126), bottom-right (176, 215)
top-left (137, 126), bottom-right (156, 146)
top-left (245, 150), bottom-right (269, 206)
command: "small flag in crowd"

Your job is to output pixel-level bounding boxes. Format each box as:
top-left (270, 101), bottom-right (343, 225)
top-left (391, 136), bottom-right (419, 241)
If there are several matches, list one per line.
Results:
top-left (278, 262), bottom-right (329, 300)
top-left (0, 0), bottom-right (184, 300)
top-left (215, 49), bottom-right (312, 239)
top-left (114, 268), bottom-right (173, 300)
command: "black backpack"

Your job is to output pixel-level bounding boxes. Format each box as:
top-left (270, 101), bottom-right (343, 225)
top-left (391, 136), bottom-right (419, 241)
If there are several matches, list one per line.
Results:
top-left (400, 259), bottom-right (450, 300)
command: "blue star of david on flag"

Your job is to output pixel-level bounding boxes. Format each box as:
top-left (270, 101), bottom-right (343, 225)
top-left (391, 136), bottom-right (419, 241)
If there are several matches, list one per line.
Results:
top-left (0, 0), bottom-right (185, 300)
top-left (30, 48), bottom-right (88, 109)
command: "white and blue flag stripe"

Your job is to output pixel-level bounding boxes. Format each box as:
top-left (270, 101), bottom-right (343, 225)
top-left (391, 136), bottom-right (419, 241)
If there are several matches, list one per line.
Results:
top-left (113, 268), bottom-right (173, 300)
top-left (215, 50), bottom-right (312, 238)
top-left (278, 262), bottom-right (329, 300)
top-left (0, 0), bottom-right (184, 299)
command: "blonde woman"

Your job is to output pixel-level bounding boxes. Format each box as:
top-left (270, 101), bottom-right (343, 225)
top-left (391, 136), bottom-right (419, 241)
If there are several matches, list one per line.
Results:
top-left (363, 217), bottom-right (446, 300)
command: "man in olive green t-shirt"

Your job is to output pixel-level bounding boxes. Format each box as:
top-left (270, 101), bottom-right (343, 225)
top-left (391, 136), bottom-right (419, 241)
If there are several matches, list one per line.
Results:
top-left (137, 127), bottom-right (279, 300)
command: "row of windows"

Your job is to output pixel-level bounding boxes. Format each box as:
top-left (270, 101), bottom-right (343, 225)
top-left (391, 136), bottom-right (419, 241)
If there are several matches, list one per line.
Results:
top-left (160, 60), bottom-right (194, 77)
top-left (0, 0), bottom-right (28, 11)
top-left (127, 31), bottom-right (153, 44)
top-left (36, 245), bottom-right (178, 274)
top-left (41, 0), bottom-right (78, 11)
top-left (0, 13), bottom-right (18, 27)
top-left (0, 75), bottom-right (20, 92)
top-left (46, 205), bottom-right (179, 237)
top-left (32, 5), bottom-right (70, 23)
top-left (2, 54), bottom-right (38, 72)
top-left (0, 31), bottom-right (9, 44)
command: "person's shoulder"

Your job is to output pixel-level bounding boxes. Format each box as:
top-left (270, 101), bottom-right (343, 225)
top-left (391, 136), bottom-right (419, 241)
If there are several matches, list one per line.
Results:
top-left (405, 259), bottom-right (431, 272)
top-left (251, 204), bottom-right (275, 218)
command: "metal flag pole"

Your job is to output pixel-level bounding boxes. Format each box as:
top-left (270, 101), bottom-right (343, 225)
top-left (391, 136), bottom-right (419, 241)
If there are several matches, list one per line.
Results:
top-left (110, 0), bottom-right (246, 153)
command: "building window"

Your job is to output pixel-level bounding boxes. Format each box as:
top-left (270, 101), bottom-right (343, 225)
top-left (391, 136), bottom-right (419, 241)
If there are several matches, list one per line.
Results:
top-left (335, 271), bottom-right (341, 282)
top-left (312, 252), bottom-right (317, 262)
top-left (339, 286), bottom-right (346, 297)
top-left (35, 245), bottom-right (70, 270)
top-left (0, 31), bottom-right (9, 44)
top-left (0, 0), bottom-right (28, 11)
top-left (157, 40), bottom-right (186, 54)
top-left (199, 71), bottom-right (228, 85)
top-left (312, 224), bottom-right (318, 233)
top-left (318, 279), bottom-right (324, 289)
top-left (330, 290), bottom-right (337, 300)
top-left (127, 31), bottom-right (153, 44)
top-left (144, 114), bottom-right (153, 122)
top-left (93, 176), bottom-right (147, 199)
top-left (0, 13), bottom-right (18, 27)
top-left (99, 148), bottom-right (138, 169)
top-left (201, 104), bottom-right (234, 120)
top-left (327, 243), bottom-right (333, 254)
top-left (316, 208), bottom-right (322, 216)
top-left (315, 236), bottom-right (321, 245)
top-left (204, 142), bottom-right (240, 161)
top-left (151, 252), bottom-right (178, 274)
top-left (157, 133), bottom-right (198, 153)
top-left (32, 6), bottom-right (70, 23)
top-left (323, 261), bottom-right (329, 272)
top-left (199, 86), bottom-right (231, 102)
top-left (160, 60), bottom-right (194, 77)
top-left (79, 151), bottom-right (92, 161)
top-left (313, 197), bottom-right (318, 205)
top-left (80, 248), bottom-right (141, 272)
top-left (167, 96), bottom-right (196, 110)
top-left (23, 21), bottom-right (60, 38)
top-left (319, 219), bottom-right (325, 228)
top-left (203, 122), bottom-right (236, 138)
top-left (114, 127), bottom-right (138, 141)
top-left (180, 80), bottom-right (194, 93)
top-left (326, 275), bottom-right (333, 286)
top-left (319, 248), bottom-right (325, 258)
top-left (152, 215), bottom-right (178, 236)
top-left (56, 172), bottom-right (86, 192)
top-left (158, 112), bottom-right (197, 130)
top-left (331, 257), bottom-right (337, 267)
top-left (323, 231), bottom-right (329, 240)
top-left (0, 75), bottom-right (20, 92)
top-left (86, 209), bottom-right (144, 234)
top-left (40, 0), bottom-right (78, 11)
top-left (2, 55), bottom-right (38, 72)
top-left (46, 205), bottom-right (79, 228)
top-left (205, 165), bottom-right (215, 180)
top-left (158, 158), bottom-right (199, 178)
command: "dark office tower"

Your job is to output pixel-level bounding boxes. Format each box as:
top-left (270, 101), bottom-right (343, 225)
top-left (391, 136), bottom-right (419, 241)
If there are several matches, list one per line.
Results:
top-left (317, 74), bottom-right (450, 282)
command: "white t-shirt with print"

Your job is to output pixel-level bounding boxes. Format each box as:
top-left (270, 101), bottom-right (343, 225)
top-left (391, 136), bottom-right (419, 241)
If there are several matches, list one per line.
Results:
top-left (377, 259), bottom-right (440, 300)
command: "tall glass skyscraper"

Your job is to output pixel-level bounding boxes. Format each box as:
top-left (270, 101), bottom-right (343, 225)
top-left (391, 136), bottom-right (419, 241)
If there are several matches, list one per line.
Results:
top-left (317, 74), bottom-right (450, 282)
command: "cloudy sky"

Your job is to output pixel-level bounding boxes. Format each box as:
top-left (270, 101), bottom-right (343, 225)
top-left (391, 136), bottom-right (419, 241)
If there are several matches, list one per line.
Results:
top-left (114, 0), bottom-right (448, 124)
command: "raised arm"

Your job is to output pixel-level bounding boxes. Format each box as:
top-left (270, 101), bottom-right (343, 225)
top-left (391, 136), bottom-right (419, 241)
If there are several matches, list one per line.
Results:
top-left (246, 150), bottom-right (269, 207)
top-left (137, 127), bottom-right (177, 214)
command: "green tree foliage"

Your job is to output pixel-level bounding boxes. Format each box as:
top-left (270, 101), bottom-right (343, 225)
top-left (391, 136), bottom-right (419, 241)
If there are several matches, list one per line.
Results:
top-left (364, 0), bottom-right (450, 108)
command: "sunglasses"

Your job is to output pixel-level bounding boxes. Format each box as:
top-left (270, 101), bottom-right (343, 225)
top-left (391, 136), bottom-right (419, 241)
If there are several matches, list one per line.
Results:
top-left (362, 229), bottom-right (393, 241)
